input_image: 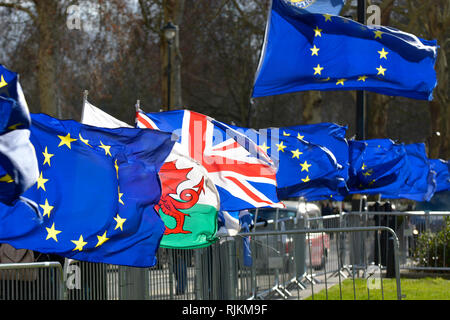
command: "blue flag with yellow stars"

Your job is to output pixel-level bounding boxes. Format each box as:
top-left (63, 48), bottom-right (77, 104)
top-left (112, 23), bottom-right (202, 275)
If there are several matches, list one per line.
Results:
top-left (348, 140), bottom-right (436, 202)
top-left (0, 65), bottom-right (39, 205)
top-left (253, 0), bottom-right (438, 100)
top-left (0, 113), bottom-right (175, 267)
top-left (430, 159), bottom-right (450, 193)
top-left (230, 123), bottom-right (349, 201)
top-left (348, 139), bottom-right (408, 196)
top-left (386, 143), bottom-right (436, 201)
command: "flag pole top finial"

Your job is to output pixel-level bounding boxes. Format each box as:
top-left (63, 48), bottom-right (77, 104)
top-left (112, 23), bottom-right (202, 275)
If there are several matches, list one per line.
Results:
top-left (135, 100), bottom-right (141, 112)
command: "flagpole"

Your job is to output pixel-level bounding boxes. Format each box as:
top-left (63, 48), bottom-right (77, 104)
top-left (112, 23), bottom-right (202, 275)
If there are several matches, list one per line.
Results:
top-left (135, 99), bottom-right (140, 112)
top-left (356, 0), bottom-right (366, 141)
top-left (81, 90), bottom-right (88, 122)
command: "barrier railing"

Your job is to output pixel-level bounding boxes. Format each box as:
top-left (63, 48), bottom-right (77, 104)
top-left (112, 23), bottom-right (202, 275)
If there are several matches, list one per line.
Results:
top-left (0, 213), bottom-right (424, 301)
top-left (0, 261), bottom-right (65, 300)
top-left (341, 211), bottom-right (450, 272)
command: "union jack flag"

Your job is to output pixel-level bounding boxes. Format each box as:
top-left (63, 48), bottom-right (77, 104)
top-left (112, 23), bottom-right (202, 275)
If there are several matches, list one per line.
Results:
top-left (136, 110), bottom-right (283, 211)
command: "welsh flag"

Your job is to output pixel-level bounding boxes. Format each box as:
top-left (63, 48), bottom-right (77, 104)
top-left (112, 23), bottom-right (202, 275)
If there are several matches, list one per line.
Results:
top-left (82, 101), bottom-right (219, 249)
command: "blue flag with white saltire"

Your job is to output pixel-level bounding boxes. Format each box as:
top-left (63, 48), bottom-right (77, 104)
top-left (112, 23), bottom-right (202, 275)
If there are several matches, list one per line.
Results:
top-left (0, 65), bottom-right (38, 205)
top-left (230, 123), bottom-right (349, 201)
top-left (429, 159), bottom-right (450, 193)
top-left (0, 113), bottom-right (174, 267)
top-left (252, 0), bottom-right (438, 100)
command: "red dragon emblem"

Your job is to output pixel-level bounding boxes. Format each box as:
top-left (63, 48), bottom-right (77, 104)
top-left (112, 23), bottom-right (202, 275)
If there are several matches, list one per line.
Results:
top-left (155, 160), bottom-right (205, 235)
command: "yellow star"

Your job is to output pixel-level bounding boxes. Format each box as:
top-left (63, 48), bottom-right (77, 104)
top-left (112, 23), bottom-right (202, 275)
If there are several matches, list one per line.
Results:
top-left (58, 133), bottom-right (77, 149)
top-left (313, 64), bottom-right (324, 75)
top-left (323, 14), bottom-right (332, 22)
top-left (363, 170), bottom-right (373, 177)
top-left (7, 123), bottom-right (23, 130)
top-left (0, 174), bottom-right (13, 183)
top-left (300, 160), bottom-right (312, 172)
top-left (313, 26), bottom-right (322, 37)
top-left (118, 187), bottom-right (124, 205)
top-left (39, 199), bottom-right (54, 218)
top-left (374, 30), bottom-right (383, 39)
top-left (72, 235), bottom-right (88, 252)
top-left (301, 175), bottom-right (311, 183)
top-left (99, 141), bottom-right (112, 157)
top-left (42, 147), bottom-right (54, 167)
top-left (310, 45), bottom-right (320, 56)
top-left (114, 159), bottom-right (119, 179)
top-left (114, 214), bottom-right (126, 231)
top-left (45, 223), bottom-right (61, 242)
top-left (95, 231), bottom-right (109, 248)
top-left (376, 65), bottom-right (387, 76)
top-left (297, 133), bottom-right (304, 140)
top-left (336, 79), bottom-right (346, 86)
top-left (361, 163), bottom-right (367, 171)
top-left (291, 149), bottom-right (302, 159)
top-left (0, 74), bottom-right (7, 88)
top-left (276, 141), bottom-right (287, 152)
top-left (378, 47), bottom-right (389, 59)
top-left (282, 131), bottom-right (291, 136)
top-left (37, 172), bottom-right (49, 191)
top-left (358, 75), bottom-right (368, 82)
top-left (79, 133), bottom-right (92, 148)
top-left (259, 142), bottom-right (270, 153)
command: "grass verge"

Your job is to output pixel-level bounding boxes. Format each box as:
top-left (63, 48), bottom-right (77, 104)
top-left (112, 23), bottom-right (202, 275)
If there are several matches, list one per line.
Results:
top-left (305, 277), bottom-right (450, 300)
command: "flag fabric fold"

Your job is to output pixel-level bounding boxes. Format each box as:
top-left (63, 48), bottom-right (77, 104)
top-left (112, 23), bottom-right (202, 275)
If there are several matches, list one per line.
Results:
top-left (0, 65), bottom-right (39, 205)
top-left (253, 0), bottom-right (438, 100)
top-left (0, 113), bottom-right (174, 267)
top-left (348, 139), bottom-right (436, 202)
top-left (429, 159), bottom-right (450, 193)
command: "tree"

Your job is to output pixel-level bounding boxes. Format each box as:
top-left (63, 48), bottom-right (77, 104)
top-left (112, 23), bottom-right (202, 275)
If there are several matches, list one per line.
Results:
top-left (0, 0), bottom-right (72, 117)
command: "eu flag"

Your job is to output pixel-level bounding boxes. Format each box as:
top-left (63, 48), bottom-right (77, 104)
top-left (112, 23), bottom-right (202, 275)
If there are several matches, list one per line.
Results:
top-left (0, 113), bottom-right (175, 267)
top-left (0, 65), bottom-right (38, 205)
top-left (231, 123), bottom-right (349, 201)
top-left (389, 143), bottom-right (436, 202)
top-left (348, 139), bottom-right (408, 196)
top-left (253, 0), bottom-right (438, 100)
top-left (430, 159), bottom-right (450, 193)
top-left (349, 140), bottom-right (436, 202)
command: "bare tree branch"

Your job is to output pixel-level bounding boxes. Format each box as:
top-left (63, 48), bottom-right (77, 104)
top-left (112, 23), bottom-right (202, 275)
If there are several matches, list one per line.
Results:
top-left (0, 2), bottom-right (37, 24)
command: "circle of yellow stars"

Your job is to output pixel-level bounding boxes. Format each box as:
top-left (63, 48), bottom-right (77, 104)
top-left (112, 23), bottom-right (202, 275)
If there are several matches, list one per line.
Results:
top-left (37, 130), bottom-right (127, 252)
top-left (309, 14), bottom-right (389, 86)
top-left (260, 130), bottom-right (312, 185)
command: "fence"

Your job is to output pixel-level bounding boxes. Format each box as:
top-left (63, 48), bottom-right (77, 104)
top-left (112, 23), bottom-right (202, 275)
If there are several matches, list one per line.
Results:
top-left (0, 209), bottom-right (447, 300)
top-left (341, 210), bottom-right (450, 272)
top-left (0, 262), bottom-right (64, 300)
top-left (0, 226), bottom-right (403, 300)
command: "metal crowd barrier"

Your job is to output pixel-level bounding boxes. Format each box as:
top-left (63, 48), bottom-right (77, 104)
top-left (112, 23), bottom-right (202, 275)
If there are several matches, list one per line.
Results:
top-left (341, 211), bottom-right (450, 272)
top-left (0, 262), bottom-right (65, 300)
top-left (7, 209), bottom-right (447, 300)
